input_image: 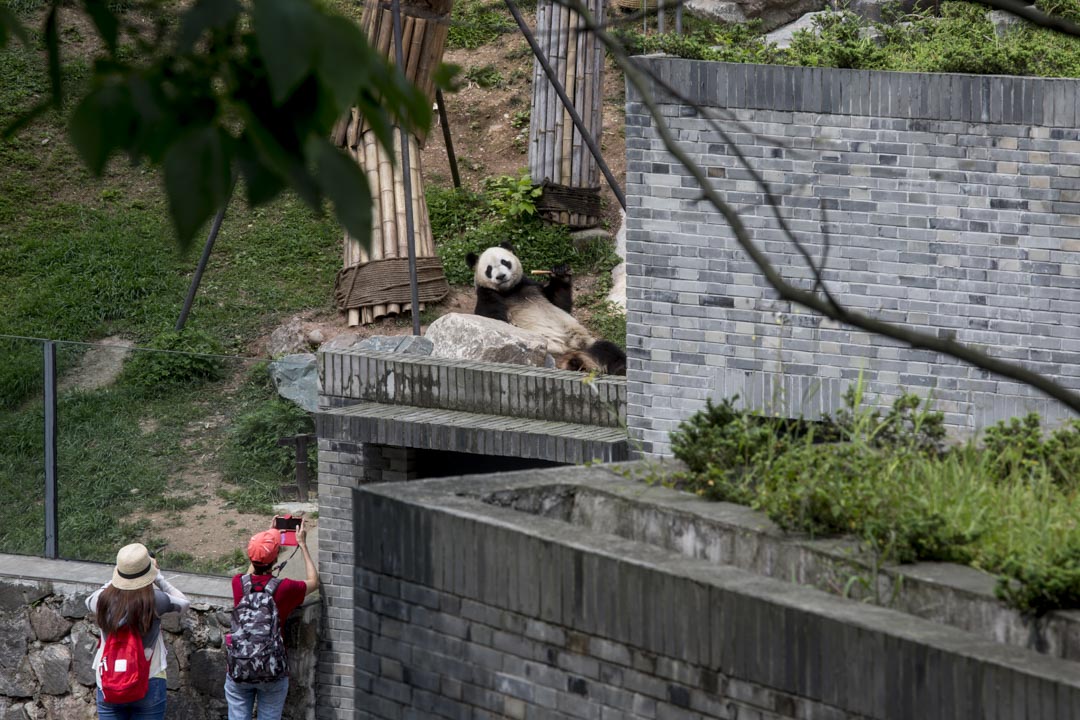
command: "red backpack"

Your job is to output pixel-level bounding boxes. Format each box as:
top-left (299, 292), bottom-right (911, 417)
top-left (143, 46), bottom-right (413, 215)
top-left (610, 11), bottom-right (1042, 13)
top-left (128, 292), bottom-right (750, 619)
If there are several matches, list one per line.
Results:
top-left (98, 625), bottom-right (151, 703)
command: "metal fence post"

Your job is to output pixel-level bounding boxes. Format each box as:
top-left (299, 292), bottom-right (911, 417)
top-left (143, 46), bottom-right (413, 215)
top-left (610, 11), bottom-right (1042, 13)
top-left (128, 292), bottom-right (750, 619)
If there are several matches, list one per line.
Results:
top-left (44, 340), bottom-right (58, 559)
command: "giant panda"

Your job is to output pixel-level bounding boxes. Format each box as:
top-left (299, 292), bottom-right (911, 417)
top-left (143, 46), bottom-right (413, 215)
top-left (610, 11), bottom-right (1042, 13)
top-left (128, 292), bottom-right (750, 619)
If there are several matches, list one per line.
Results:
top-left (466, 242), bottom-right (627, 375)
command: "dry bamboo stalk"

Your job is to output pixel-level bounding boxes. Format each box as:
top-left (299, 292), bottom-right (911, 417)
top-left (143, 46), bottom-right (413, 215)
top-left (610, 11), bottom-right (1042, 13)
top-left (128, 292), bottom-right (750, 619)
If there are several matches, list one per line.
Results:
top-left (405, 17), bottom-right (422, 83)
top-left (547, 1), bottom-right (562, 183)
top-left (400, 14), bottom-right (415, 73)
top-left (562, 14), bottom-right (578, 185)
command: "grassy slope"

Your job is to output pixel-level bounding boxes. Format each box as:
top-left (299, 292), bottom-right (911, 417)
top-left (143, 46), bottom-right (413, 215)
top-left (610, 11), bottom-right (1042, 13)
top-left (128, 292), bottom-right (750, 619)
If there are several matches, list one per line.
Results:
top-left (0, 11), bottom-right (341, 567)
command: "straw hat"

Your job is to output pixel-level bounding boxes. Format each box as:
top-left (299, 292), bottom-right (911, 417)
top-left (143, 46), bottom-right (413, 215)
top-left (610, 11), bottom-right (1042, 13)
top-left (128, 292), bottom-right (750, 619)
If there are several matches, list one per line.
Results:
top-left (247, 530), bottom-right (280, 565)
top-left (111, 543), bottom-right (159, 591)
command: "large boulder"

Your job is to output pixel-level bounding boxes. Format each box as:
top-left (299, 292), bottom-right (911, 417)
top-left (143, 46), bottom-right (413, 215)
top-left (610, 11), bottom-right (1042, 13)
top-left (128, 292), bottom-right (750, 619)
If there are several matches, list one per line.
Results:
top-left (268, 353), bottom-right (319, 413)
top-left (0, 614), bottom-right (31, 669)
top-left (426, 314), bottom-right (554, 367)
top-left (687, 0), bottom-right (825, 32)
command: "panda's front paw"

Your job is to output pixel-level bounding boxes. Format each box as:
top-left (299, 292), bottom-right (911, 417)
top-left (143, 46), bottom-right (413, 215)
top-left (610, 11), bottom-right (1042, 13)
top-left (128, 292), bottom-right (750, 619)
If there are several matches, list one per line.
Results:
top-left (551, 264), bottom-right (572, 280)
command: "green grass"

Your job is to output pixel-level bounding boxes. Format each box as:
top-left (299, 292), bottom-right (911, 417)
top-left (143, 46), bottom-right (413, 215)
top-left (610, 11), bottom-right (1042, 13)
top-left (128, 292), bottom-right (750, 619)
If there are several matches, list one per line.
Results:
top-left (0, 13), bottom-right (339, 566)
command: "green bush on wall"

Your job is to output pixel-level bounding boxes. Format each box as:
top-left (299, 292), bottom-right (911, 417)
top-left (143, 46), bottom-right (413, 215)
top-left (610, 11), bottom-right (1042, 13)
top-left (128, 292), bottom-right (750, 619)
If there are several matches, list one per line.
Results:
top-left (669, 387), bottom-right (1080, 615)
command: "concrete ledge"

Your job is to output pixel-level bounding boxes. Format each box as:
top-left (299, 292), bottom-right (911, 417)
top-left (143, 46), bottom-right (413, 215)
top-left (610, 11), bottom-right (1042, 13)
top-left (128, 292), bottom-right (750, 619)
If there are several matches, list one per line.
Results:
top-left (354, 463), bottom-right (1080, 720)
top-left (0, 552), bottom-right (232, 604)
top-left (318, 402), bottom-right (629, 464)
top-left (632, 57), bottom-right (1080, 128)
top-left (319, 348), bottom-right (626, 427)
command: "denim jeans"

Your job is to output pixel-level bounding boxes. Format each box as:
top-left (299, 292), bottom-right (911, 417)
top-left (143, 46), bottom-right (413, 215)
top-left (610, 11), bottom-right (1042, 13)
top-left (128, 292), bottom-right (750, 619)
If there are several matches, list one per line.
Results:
top-left (225, 675), bottom-right (290, 720)
top-left (96, 677), bottom-right (167, 720)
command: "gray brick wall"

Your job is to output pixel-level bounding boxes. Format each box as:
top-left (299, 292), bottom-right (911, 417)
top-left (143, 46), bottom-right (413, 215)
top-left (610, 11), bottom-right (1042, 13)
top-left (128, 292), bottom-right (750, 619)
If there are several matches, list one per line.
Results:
top-left (316, 440), bottom-right (418, 720)
top-left (352, 471), bottom-right (1080, 720)
top-left (625, 59), bottom-right (1080, 456)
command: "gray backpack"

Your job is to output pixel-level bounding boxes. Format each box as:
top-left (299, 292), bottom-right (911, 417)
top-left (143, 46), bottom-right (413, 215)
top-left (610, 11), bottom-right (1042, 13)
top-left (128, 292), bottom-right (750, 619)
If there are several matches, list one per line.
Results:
top-left (226, 576), bottom-right (288, 683)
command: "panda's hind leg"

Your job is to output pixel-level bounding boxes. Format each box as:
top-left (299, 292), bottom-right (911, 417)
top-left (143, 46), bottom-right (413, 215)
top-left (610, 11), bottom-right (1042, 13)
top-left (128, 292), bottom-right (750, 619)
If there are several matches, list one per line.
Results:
top-left (542, 264), bottom-right (574, 313)
top-left (587, 340), bottom-right (627, 376)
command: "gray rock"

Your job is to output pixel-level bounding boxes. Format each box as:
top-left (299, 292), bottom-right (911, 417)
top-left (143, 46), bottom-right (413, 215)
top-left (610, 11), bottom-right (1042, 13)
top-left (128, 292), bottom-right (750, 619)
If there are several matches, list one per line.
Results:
top-left (29, 645), bottom-right (70, 696)
top-left (164, 693), bottom-right (212, 720)
top-left (71, 630), bottom-right (99, 687)
top-left (0, 658), bottom-right (35, 698)
top-left (689, 0), bottom-right (825, 31)
top-left (160, 610), bottom-right (183, 634)
top-left (166, 650), bottom-right (180, 691)
top-left (29, 605), bottom-right (72, 643)
top-left (186, 648), bottom-right (226, 699)
top-left (0, 614), bottom-right (31, 669)
top-left (354, 335), bottom-right (434, 355)
top-left (763, 10), bottom-right (828, 48)
top-left (3, 702), bottom-right (28, 720)
top-left (426, 314), bottom-right (551, 367)
top-left (40, 695), bottom-right (96, 720)
top-left (59, 595), bottom-right (88, 620)
top-left (0, 582), bottom-right (50, 613)
top-left (989, 8), bottom-right (1029, 36)
top-left (318, 331), bottom-right (361, 353)
top-left (266, 317), bottom-right (310, 358)
top-left (268, 353), bottom-right (320, 413)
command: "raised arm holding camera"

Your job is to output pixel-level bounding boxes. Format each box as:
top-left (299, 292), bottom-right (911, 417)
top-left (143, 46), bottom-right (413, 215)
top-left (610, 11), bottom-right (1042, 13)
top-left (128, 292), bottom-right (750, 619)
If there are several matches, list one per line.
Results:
top-left (224, 517), bottom-right (319, 720)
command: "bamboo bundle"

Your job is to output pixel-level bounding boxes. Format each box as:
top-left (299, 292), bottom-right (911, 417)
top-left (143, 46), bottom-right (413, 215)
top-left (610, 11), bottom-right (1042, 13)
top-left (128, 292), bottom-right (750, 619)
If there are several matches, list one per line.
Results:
top-left (528, 0), bottom-right (606, 229)
top-left (336, 0), bottom-right (454, 326)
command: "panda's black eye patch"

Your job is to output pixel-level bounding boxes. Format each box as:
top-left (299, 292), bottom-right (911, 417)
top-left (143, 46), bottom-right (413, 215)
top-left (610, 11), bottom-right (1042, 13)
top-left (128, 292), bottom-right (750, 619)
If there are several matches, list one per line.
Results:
top-left (485, 266), bottom-right (493, 279)
top-left (501, 260), bottom-right (512, 269)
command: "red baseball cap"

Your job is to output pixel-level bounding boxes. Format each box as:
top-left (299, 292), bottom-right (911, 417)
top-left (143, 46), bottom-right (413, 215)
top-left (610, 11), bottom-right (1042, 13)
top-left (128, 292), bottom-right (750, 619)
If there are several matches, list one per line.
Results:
top-left (247, 530), bottom-right (280, 564)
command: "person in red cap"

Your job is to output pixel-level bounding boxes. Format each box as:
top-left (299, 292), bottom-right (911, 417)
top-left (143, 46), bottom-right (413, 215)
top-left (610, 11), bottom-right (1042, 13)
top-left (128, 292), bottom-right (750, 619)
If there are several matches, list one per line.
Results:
top-left (224, 518), bottom-right (318, 720)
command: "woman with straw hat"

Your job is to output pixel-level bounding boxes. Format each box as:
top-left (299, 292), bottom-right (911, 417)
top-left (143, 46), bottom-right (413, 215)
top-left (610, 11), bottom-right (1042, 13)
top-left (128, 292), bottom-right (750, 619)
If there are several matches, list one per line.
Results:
top-left (86, 543), bottom-right (190, 720)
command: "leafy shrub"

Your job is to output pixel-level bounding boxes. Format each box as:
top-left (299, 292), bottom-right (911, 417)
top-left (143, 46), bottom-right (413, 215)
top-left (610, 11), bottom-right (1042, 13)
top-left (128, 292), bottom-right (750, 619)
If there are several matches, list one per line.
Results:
top-left (482, 173), bottom-right (542, 219)
top-left (464, 64), bottom-right (504, 89)
top-left (982, 413), bottom-right (1080, 488)
top-left (821, 386), bottom-right (946, 456)
top-left (119, 329), bottom-right (225, 396)
top-left (223, 397), bottom-right (315, 513)
top-left (669, 386), bottom-right (1080, 613)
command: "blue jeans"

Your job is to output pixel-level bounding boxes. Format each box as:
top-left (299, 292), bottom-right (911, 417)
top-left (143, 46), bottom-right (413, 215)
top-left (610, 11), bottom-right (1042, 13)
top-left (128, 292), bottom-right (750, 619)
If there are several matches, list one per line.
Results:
top-left (96, 677), bottom-right (167, 720)
top-left (225, 675), bottom-right (290, 720)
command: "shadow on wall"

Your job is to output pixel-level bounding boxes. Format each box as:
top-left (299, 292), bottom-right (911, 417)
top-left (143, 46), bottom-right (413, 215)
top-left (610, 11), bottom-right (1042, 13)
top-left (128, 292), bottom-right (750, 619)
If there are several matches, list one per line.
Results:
top-left (0, 577), bottom-right (319, 720)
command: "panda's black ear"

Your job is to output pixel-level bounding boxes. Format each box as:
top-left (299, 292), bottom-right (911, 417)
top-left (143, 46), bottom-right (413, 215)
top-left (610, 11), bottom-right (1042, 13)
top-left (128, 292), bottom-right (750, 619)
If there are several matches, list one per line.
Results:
top-left (466, 252), bottom-right (479, 269)
top-left (499, 241), bottom-right (516, 252)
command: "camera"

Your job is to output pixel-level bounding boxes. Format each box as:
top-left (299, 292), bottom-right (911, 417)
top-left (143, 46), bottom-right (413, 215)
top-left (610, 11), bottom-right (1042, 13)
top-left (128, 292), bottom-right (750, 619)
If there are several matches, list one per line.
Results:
top-left (274, 515), bottom-right (302, 546)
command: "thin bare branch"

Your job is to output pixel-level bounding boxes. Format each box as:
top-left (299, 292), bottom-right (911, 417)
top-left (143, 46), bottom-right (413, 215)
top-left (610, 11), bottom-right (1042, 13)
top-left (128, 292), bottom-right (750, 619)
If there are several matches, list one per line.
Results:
top-left (550, 0), bottom-right (1080, 415)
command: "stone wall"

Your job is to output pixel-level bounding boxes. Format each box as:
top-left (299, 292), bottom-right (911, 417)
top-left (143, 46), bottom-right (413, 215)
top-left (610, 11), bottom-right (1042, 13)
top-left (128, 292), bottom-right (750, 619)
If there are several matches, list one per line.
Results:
top-left (0, 561), bottom-right (318, 720)
top-left (625, 59), bottom-right (1080, 455)
top-left (314, 347), bottom-right (629, 720)
top-left (352, 465), bottom-right (1080, 720)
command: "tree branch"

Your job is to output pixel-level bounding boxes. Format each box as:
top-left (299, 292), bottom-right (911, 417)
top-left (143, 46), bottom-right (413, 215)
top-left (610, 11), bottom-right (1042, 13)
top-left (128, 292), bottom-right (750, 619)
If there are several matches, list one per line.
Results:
top-left (548, 0), bottom-right (1080, 415)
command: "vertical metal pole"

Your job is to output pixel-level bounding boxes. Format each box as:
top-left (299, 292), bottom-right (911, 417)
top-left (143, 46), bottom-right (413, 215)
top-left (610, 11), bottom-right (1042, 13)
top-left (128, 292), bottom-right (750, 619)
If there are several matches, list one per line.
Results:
top-left (176, 180), bottom-right (236, 332)
top-left (436, 89), bottom-right (462, 189)
top-left (658, 0), bottom-right (665, 33)
top-left (675, 1), bottom-right (682, 35)
top-left (43, 341), bottom-right (58, 559)
top-left (392, 0), bottom-right (422, 336)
